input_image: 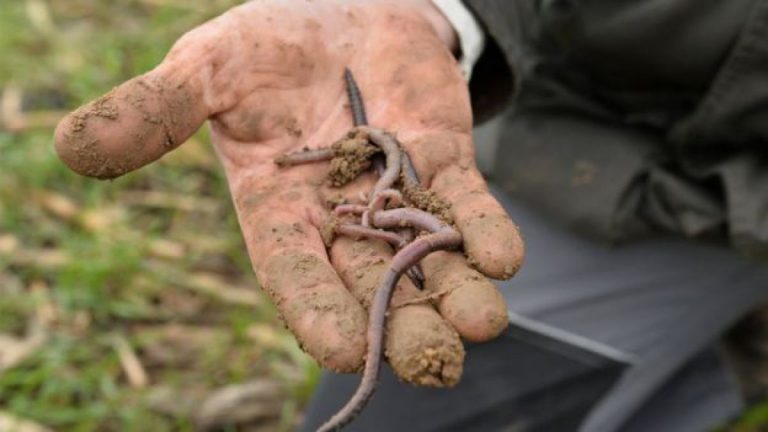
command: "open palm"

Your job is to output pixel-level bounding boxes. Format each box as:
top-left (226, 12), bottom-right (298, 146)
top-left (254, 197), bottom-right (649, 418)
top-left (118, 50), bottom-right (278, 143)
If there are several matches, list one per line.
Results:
top-left (55, 0), bottom-right (523, 385)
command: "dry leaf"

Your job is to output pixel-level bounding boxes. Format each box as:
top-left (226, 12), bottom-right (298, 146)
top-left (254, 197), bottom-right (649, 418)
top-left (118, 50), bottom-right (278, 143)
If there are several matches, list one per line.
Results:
top-left (0, 234), bottom-right (19, 254)
top-left (148, 239), bottom-right (185, 260)
top-left (0, 411), bottom-right (52, 432)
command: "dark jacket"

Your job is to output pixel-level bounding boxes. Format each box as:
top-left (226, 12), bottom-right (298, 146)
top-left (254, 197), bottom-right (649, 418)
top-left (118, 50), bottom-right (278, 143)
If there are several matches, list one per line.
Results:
top-left (464, 0), bottom-right (768, 257)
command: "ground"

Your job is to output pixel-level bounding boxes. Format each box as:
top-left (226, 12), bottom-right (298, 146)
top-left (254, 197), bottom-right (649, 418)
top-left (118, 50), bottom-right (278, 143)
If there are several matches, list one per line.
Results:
top-left (0, 1), bottom-right (765, 431)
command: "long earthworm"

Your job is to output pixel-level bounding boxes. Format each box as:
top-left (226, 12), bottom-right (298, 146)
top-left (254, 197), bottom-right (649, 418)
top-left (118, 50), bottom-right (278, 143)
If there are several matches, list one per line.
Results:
top-left (317, 208), bottom-right (463, 432)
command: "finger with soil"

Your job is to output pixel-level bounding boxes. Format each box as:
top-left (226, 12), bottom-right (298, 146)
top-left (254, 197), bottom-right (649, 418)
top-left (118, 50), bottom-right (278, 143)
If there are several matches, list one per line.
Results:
top-left (430, 165), bottom-right (525, 280)
top-left (421, 251), bottom-right (508, 342)
top-left (329, 235), bottom-right (464, 387)
top-left (385, 305), bottom-right (464, 387)
top-left (54, 63), bottom-right (208, 180)
top-left (247, 209), bottom-right (367, 373)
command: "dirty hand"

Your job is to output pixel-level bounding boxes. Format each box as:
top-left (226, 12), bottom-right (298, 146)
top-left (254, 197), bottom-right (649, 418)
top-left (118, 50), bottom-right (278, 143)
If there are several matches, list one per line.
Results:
top-left (54, 0), bottom-right (524, 385)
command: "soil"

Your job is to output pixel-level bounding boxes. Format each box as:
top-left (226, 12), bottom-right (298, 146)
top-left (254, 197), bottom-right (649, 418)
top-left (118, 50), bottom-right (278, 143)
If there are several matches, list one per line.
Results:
top-left (385, 305), bottom-right (464, 387)
top-left (327, 129), bottom-right (380, 187)
top-left (56, 75), bottom-right (198, 180)
top-left (60, 91), bottom-right (128, 179)
top-left (71, 91), bottom-right (119, 132)
top-left (401, 182), bottom-right (452, 224)
top-left (320, 217), bottom-right (338, 248)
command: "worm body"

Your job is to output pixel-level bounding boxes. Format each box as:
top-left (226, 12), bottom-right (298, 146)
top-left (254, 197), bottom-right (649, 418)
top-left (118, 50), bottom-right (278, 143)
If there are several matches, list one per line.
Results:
top-left (274, 147), bottom-right (334, 167)
top-left (344, 68), bottom-right (368, 127)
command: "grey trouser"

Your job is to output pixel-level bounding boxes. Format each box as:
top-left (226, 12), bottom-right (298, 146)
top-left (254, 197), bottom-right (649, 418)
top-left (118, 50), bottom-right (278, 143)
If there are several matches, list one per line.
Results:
top-left (300, 185), bottom-right (768, 432)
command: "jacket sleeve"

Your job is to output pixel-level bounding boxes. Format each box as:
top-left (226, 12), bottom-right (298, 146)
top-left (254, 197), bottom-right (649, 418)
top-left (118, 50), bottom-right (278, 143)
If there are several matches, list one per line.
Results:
top-left (462, 0), bottom-right (538, 123)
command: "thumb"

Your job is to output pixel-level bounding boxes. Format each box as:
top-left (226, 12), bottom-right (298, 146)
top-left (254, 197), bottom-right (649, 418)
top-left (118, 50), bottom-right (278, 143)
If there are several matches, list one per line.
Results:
top-left (54, 24), bottom-right (217, 179)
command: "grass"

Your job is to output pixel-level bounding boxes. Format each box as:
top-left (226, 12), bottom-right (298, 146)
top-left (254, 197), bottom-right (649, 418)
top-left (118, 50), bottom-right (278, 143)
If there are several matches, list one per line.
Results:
top-left (0, 1), bottom-right (318, 430)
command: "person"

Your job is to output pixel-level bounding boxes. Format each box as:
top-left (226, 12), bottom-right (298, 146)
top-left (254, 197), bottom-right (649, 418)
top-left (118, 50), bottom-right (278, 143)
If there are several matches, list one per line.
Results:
top-left (53, 1), bottom-right (768, 430)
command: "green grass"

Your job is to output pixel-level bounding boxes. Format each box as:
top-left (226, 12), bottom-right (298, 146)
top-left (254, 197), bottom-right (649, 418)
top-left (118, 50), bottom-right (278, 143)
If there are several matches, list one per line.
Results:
top-left (0, 1), bottom-right (318, 430)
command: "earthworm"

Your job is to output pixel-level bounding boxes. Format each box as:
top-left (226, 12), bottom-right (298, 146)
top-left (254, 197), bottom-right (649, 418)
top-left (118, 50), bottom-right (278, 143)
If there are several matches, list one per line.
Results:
top-left (370, 189), bottom-right (403, 212)
top-left (354, 126), bottom-right (402, 229)
top-left (276, 69), bottom-right (368, 168)
top-left (394, 145), bottom-right (427, 287)
top-left (344, 69), bottom-right (390, 189)
top-left (361, 189), bottom-right (402, 227)
top-left (400, 149), bottom-right (421, 188)
top-left (274, 147), bottom-right (334, 167)
top-left (333, 203), bottom-right (367, 218)
top-left (317, 209), bottom-right (462, 432)
top-left (336, 224), bottom-right (408, 248)
top-left (390, 153), bottom-right (426, 286)
top-left (344, 68), bottom-right (368, 127)
top-left (362, 126), bottom-right (402, 199)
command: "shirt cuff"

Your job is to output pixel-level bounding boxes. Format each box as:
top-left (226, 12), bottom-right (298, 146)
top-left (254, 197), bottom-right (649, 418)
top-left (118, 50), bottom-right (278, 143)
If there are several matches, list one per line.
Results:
top-left (431, 0), bottom-right (486, 80)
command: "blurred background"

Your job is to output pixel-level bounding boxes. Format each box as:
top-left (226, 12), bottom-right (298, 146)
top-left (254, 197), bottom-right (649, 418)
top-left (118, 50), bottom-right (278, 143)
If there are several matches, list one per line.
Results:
top-left (0, 1), bottom-right (318, 430)
top-left (0, 1), bottom-right (766, 431)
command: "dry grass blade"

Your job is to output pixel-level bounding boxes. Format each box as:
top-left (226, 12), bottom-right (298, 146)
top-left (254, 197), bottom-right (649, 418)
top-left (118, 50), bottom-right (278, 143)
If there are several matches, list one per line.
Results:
top-left (2, 248), bottom-right (71, 269)
top-left (146, 261), bottom-right (261, 307)
top-left (111, 334), bottom-right (149, 389)
top-left (0, 235), bottom-right (19, 254)
top-left (120, 190), bottom-right (220, 213)
top-left (0, 321), bottom-right (47, 373)
top-left (194, 379), bottom-right (285, 430)
top-left (0, 411), bottom-right (53, 432)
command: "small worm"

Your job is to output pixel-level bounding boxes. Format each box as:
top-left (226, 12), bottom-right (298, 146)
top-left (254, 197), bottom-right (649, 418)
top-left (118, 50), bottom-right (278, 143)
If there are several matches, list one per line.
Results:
top-left (336, 224), bottom-right (408, 249)
top-left (334, 203), bottom-right (368, 218)
top-left (274, 148), bottom-right (334, 167)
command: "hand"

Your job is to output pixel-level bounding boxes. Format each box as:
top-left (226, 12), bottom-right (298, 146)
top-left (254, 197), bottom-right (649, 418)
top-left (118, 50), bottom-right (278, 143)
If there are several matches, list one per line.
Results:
top-left (54, 0), bottom-right (524, 385)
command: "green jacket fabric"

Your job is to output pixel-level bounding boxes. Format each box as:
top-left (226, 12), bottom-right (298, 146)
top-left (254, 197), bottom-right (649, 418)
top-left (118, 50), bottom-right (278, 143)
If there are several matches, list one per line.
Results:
top-left (464, 0), bottom-right (768, 257)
